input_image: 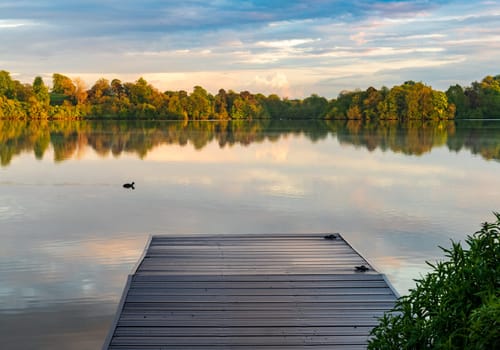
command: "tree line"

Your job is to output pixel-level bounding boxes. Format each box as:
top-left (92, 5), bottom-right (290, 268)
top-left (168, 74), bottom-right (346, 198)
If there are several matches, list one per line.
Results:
top-left (0, 70), bottom-right (499, 120)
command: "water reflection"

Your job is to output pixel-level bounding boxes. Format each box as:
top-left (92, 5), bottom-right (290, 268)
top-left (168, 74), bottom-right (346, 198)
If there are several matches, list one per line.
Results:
top-left (0, 120), bottom-right (499, 349)
top-left (1, 119), bottom-right (500, 166)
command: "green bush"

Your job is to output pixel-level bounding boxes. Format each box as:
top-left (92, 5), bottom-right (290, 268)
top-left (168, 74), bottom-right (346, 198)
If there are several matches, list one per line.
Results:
top-left (368, 213), bottom-right (500, 350)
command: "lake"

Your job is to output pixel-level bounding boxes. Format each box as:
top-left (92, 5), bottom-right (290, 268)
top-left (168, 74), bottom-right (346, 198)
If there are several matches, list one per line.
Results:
top-left (1, 119), bottom-right (499, 349)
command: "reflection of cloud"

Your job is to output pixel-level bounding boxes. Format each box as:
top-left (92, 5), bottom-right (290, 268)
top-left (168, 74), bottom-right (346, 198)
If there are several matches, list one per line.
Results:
top-left (144, 174), bottom-right (214, 187)
top-left (242, 169), bottom-right (306, 198)
top-left (80, 238), bottom-right (145, 265)
top-left (255, 143), bottom-right (289, 162)
top-left (347, 186), bottom-right (387, 214)
top-left (40, 236), bottom-right (145, 266)
top-left (145, 143), bottom-right (241, 162)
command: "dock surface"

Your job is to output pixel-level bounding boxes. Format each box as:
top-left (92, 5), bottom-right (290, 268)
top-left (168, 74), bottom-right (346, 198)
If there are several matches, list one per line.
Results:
top-left (103, 234), bottom-right (398, 349)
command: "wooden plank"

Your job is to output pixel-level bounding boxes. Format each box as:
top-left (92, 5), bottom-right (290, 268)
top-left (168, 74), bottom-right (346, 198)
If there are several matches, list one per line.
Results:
top-left (124, 294), bottom-right (396, 303)
top-left (117, 318), bottom-right (381, 327)
top-left (139, 260), bottom-right (367, 265)
top-left (129, 279), bottom-right (389, 287)
top-left (109, 346), bottom-right (367, 350)
top-left (121, 310), bottom-right (383, 326)
top-left (119, 310), bottom-right (387, 319)
top-left (110, 335), bottom-right (371, 346)
top-left (135, 269), bottom-right (375, 275)
top-left (139, 259), bottom-right (369, 265)
top-left (126, 287), bottom-right (394, 296)
top-left (122, 302), bottom-right (396, 311)
top-left (114, 326), bottom-right (374, 336)
top-left (132, 273), bottom-right (386, 282)
top-left (143, 255), bottom-right (365, 260)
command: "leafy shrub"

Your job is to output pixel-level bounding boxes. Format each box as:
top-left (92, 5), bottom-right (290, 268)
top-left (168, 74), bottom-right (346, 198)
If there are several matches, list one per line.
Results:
top-left (368, 213), bottom-right (500, 349)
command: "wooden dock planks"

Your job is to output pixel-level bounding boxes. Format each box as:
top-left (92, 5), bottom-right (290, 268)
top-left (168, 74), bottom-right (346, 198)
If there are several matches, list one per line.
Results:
top-left (103, 234), bottom-right (398, 349)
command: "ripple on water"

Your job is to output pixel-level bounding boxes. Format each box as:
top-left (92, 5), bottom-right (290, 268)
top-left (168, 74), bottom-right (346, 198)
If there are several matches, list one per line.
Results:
top-left (0, 198), bottom-right (26, 221)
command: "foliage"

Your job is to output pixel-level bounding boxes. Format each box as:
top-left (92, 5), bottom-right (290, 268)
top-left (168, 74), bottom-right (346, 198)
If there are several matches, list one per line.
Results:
top-left (329, 82), bottom-right (455, 121)
top-left (368, 213), bottom-right (500, 350)
top-left (446, 75), bottom-right (500, 118)
top-left (0, 71), bottom-right (499, 120)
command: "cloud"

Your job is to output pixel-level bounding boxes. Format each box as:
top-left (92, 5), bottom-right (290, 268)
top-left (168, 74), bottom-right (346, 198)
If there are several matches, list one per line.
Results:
top-left (1, 0), bottom-right (499, 98)
top-left (0, 19), bottom-right (38, 28)
top-left (350, 31), bottom-right (368, 45)
top-left (252, 72), bottom-right (291, 96)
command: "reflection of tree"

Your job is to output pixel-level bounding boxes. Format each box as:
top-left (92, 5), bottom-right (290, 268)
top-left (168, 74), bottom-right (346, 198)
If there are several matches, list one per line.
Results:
top-left (0, 119), bottom-right (499, 166)
top-left (335, 120), bottom-right (453, 155)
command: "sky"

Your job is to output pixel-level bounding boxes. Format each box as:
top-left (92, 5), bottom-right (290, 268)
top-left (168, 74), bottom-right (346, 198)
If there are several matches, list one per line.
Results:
top-left (1, 0), bottom-right (499, 98)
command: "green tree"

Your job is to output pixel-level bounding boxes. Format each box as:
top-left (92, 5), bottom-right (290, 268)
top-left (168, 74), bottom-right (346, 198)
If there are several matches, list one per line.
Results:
top-left (479, 75), bottom-right (500, 117)
top-left (189, 86), bottom-right (212, 119)
top-left (430, 90), bottom-right (453, 119)
top-left (32, 76), bottom-right (50, 106)
top-left (111, 79), bottom-right (125, 98)
top-left (446, 84), bottom-right (467, 118)
top-left (302, 94), bottom-right (328, 118)
top-left (127, 77), bottom-right (153, 105)
top-left (0, 70), bottom-right (15, 99)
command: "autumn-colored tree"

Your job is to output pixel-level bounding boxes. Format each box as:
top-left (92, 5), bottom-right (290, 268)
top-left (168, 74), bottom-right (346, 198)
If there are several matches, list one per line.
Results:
top-left (73, 77), bottom-right (88, 105)
top-left (88, 78), bottom-right (112, 101)
top-left (52, 73), bottom-right (75, 96)
top-left (214, 89), bottom-right (229, 119)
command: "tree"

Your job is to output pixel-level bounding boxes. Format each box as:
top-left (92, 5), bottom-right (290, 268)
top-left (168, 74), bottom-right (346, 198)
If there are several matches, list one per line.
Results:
top-left (446, 84), bottom-right (467, 118)
top-left (214, 89), bottom-right (229, 119)
top-left (189, 85), bottom-right (212, 119)
top-left (88, 78), bottom-right (112, 101)
top-left (127, 77), bottom-right (154, 105)
top-left (302, 94), bottom-right (328, 118)
top-left (28, 96), bottom-right (49, 119)
top-left (73, 77), bottom-right (88, 105)
top-left (430, 90), bottom-right (453, 119)
top-left (0, 70), bottom-right (15, 99)
top-left (111, 79), bottom-right (124, 98)
top-left (231, 91), bottom-right (267, 119)
top-left (362, 87), bottom-right (382, 120)
top-left (52, 73), bottom-right (75, 96)
top-left (32, 76), bottom-right (50, 106)
top-left (478, 75), bottom-right (500, 117)
top-left (369, 213), bottom-right (500, 350)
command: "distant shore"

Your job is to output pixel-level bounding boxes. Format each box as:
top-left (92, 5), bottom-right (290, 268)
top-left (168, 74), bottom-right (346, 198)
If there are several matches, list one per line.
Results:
top-left (1, 70), bottom-right (499, 121)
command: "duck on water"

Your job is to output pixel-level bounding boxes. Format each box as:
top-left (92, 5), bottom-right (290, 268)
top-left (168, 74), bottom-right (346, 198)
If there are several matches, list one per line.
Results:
top-left (123, 182), bottom-right (135, 190)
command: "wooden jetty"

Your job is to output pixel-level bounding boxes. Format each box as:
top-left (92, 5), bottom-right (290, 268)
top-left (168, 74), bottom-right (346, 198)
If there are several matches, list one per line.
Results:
top-left (103, 233), bottom-right (398, 349)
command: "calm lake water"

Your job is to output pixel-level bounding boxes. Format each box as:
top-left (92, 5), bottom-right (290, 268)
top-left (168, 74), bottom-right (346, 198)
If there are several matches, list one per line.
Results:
top-left (1, 119), bottom-right (499, 349)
